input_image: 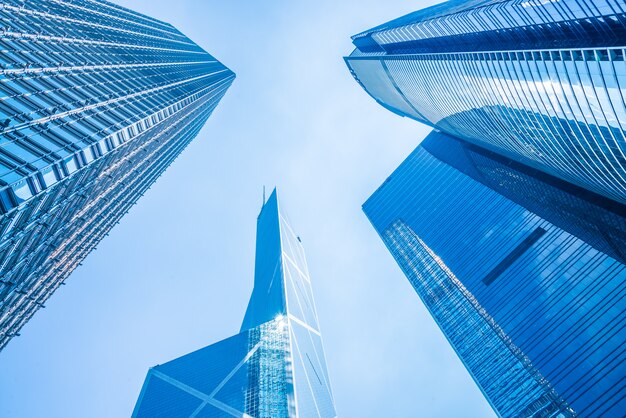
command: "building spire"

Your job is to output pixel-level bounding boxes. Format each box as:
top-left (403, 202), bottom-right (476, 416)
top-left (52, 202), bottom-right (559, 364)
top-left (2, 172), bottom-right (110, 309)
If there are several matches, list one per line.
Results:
top-left (133, 191), bottom-right (336, 418)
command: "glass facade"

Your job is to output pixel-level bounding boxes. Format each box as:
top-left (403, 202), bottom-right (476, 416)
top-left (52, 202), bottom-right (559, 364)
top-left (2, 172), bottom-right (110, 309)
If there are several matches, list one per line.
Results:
top-left (352, 0), bottom-right (626, 54)
top-left (0, 0), bottom-right (234, 350)
top-left (363, 131), bottom-right (626, 417)
top-left (133, 190), bottom-right (337, 418)
top-left (134, 318), bottom-right (292, 418)
top-left (422, 132), bottom-right (626, 265)
top-left (345, 0), bottom-right (626, 204)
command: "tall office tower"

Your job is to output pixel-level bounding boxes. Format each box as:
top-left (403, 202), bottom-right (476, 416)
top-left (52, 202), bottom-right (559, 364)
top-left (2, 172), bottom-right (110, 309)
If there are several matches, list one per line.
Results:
top-left (345, 0), bottom-right (626, 204)
top-left (364, 130), bottom-right (626, 417)
top-left (0, 0), bottom-right (234, 350)
top-left (133, 190), bottom-right (337, 418)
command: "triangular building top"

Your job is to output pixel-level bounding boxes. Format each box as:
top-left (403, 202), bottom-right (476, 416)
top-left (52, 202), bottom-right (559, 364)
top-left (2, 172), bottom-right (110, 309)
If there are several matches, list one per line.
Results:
top-left (133, 189), bottom-right (336, 418)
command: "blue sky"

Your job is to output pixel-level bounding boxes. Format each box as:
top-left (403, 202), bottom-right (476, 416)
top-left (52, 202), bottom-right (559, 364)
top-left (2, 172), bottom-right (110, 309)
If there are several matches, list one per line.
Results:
top-left (0, 1), bottom-right (495, 417)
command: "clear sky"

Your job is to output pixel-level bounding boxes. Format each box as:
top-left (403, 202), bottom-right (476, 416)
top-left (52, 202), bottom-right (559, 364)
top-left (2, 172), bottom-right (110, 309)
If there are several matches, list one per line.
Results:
top-left (0, 1), bottom-right (496, 417)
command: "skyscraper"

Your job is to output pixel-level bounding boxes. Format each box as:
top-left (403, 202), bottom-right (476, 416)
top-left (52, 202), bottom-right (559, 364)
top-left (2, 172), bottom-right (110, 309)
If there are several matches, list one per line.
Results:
top-left (345, 0), bottom-right (626, 204)
top-left (0, 0), bottom-right (234, 350)
top-left (364, 131), bottom-right (626, 417)
top-left (132, 190), bottom-right (337, 418)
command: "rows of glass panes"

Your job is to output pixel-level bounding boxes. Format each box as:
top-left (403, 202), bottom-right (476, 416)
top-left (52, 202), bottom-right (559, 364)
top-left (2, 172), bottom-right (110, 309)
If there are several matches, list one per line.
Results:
top-left (0, 0), bottom-right (199, 52)
top-left (0, 64), bottom-right (228, 197)
top-left (367, 0), bottom-right (624, 47)
top-left (375, 47), bottom-right (626, 203)
top-left (0, 80), bottom-right (232, 349)
top-left (1, 0), bottom-right (227, 212)
top-left (363, 141), bottom-right (626, 416)
top-left (0, 99), bottom-right (209, 340)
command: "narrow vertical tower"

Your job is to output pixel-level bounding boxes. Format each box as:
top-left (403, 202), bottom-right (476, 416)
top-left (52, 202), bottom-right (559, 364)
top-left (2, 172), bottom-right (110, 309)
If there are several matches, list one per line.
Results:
top-left (132, 190), bottom-right (337, 418)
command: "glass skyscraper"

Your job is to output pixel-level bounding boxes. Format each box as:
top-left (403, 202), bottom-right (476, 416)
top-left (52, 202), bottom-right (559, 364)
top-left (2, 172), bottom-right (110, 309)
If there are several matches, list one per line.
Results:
top-left (364, 131), bottom-right (626, 417)
top-left (0, 0), bottom-right (234, 350)
top-left (132, 190), bottom-right (337, 418)
top-left (345, 0), bottom-right (626, 204)
top-left (349, 5), bottom-right (626, 413)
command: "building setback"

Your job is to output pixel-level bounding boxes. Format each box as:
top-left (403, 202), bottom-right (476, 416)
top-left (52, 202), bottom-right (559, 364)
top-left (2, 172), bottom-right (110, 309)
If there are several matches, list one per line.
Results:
top-left (0, 0), bottom-right (234, 350)
top-left (363, 131), bottom-right (626, 417)
top-left (133, 190), bottom-right (337, 418)
top-left (345, 0), bottom-right (626, 204)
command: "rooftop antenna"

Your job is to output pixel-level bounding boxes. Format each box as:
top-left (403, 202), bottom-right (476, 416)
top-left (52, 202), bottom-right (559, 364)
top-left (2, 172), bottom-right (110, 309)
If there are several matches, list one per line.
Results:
top-left (262, 185), bottom-right (266, 205)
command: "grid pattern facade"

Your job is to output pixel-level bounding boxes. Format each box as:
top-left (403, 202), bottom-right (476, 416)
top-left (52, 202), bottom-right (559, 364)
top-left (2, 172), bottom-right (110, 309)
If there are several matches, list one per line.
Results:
top-left (133, 318), bottom-right (291, 418)
top-left (133, 191), bottom-right (337, 417)
top-left (247, 321), bottom-right (292, 418)
top-left (363, 133), bottom-right (626, 417)
top-left (345, 0), bottom-right (626, 204)
top-left (0, 0), bottom-right (235, 350)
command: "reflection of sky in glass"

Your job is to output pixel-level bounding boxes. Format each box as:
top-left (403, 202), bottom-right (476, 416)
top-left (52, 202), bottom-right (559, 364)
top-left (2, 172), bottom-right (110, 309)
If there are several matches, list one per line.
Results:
top-left (383, 220), bottom-right (573, 418)
top-left (133, 318), bottom-right (292, 418)
top-left (348, 52), bottom-right (626, 203)
top-left (364, 131), bottom-right (626, 417)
